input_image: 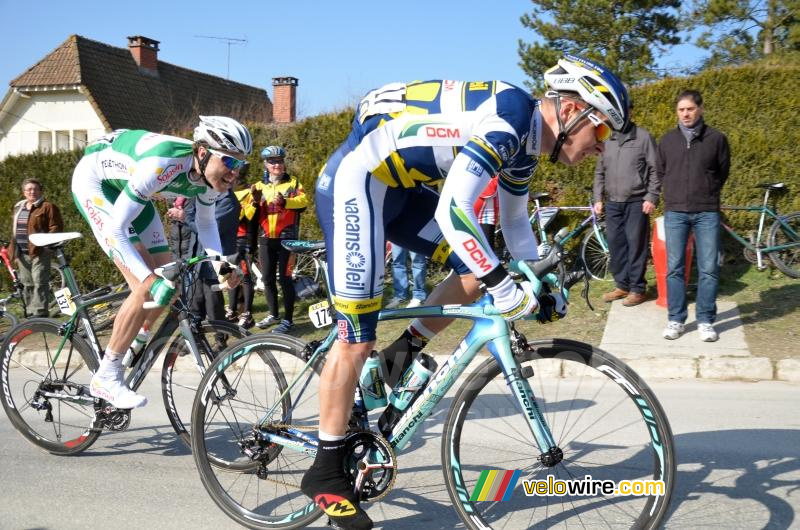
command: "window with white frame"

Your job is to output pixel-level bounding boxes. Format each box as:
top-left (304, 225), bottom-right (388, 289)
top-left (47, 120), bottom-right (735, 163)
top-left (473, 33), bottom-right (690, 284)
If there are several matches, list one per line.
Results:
top-left (73, 130), bottom-right (88, 148)
top-left (38, 131), bottom-right (52, 153)
top-left (56, 131), bottom-right (70, 151)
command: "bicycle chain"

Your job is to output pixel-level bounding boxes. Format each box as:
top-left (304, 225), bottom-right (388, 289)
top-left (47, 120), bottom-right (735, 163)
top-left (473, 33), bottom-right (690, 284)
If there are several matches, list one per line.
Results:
top-left (232, 426), bottom-right (396, 499)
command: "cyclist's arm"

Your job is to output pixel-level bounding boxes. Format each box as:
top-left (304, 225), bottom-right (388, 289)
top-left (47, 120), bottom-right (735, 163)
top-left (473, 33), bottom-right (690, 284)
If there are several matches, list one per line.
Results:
top-left (110, 186), bottom-right (157, 282)
top-left (498, 185), bottom-right (538, 260)
top-left (436, 149), bottom-right (503, 278)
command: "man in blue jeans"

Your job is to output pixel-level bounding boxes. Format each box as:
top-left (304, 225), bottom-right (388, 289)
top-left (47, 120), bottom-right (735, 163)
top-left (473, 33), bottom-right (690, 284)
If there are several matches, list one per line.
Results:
top-left (385, 242), bottom-right (427, 308)
top-left (657, 89), bottom-right (730, 342)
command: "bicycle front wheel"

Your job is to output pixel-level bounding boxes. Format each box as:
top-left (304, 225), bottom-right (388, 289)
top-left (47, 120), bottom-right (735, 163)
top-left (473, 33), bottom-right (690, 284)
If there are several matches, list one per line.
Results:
top-left (442, 338), bottom-right (675, 530)
top-left (0, 319), bottom-right (101, 455)
top-left (191, 333), bottom-right (325, 529)
top-left (768, 212), bottom-right (800, 278)
top-left (161, 319), bottom-right (248, 452)
top-left (581, 223), bottom-right (613, 281)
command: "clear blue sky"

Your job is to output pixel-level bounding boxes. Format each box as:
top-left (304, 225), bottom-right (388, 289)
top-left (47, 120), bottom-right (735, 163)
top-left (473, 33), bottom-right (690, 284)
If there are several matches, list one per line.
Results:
top-left (0, 0), bottom-right (704, 119)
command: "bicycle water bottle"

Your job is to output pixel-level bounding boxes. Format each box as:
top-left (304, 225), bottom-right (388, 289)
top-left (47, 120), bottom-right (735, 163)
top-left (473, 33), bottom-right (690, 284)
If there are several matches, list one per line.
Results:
top-left (122, 328), bottom-right (150, 367)
top-left (378, 352), bottom-right (437, 436)
top-left (358, 351), bottom-right (388, 410)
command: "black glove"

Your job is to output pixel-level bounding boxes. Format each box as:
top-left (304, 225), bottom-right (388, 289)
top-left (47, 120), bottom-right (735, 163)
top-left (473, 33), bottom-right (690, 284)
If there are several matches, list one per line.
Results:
top-left (536, 292), bottom-right (568, 324)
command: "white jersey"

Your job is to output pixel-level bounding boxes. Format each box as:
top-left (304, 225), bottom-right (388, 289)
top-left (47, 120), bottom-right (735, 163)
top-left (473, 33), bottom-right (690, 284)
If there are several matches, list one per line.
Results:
top-left (72, 130), bottom-right (222, 281)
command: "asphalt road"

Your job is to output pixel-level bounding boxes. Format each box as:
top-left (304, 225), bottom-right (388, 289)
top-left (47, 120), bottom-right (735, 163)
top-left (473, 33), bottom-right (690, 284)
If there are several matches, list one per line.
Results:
top-left (1, 378), bottom-right (798, 529)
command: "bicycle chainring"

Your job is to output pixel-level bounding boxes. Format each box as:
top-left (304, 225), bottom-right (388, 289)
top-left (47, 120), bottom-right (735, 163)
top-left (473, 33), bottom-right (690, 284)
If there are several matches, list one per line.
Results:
top-left (343, 430), bottom-right (397, 502)
top-left (94, 404), bottom-right (132, 431)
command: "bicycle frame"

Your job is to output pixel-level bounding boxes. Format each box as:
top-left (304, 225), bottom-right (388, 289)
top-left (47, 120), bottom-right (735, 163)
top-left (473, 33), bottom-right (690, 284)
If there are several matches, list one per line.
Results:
top-left (530, 198), bottom-right (608, 252)
top-left (41, 252), bottom-right (224, 400)
top-left (254, 272), bottom-right (561, 460)
top-left (723, 205), bottom-right (800, 253)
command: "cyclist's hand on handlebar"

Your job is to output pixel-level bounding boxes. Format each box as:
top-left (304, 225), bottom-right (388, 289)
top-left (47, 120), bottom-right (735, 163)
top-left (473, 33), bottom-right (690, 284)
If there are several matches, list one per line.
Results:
top-left (148, 277), bottom-right (176, 307)
top-left (223, 267), bottom-right (243, 289)
top-left (487, 275), bottom-right (538, 321)
top-left (536, 291), bottom-right (568, 323)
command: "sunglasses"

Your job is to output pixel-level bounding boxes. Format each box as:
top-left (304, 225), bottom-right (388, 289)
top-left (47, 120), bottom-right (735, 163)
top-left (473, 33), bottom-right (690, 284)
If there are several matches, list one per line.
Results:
top-left (266, 158), bottom-right (285, 165)
top-left (208, 148), bottom-right (247, 171)
top-left (584, 112), bottom-right (613, 143)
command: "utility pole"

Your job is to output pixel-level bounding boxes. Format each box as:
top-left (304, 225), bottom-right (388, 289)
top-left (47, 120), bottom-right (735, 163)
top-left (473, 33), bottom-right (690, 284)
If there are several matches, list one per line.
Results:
top-left (194, 35), bottom-right (248, 79)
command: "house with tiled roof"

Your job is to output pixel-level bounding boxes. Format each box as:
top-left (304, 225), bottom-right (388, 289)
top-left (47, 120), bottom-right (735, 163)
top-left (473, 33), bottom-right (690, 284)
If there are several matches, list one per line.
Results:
top-left (0, 35), bottom-right (297, 160)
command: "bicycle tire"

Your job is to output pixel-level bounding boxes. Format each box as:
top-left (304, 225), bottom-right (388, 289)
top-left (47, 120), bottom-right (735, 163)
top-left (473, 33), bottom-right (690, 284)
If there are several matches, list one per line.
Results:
top-left (191, 333), bottom-right (325, 529)
top-left (442, 338), bottom-right (675, 530)
top-left (0, 310), bottom-right (18, 340)
top-left (161, 319), bottom-right (248, 455)
top-left (0, 318), bottom-right (101, 455)
top-left (581, 223), bottom-right (613, 281)
top-left (768, 212), bottom-right (800, 278)
top-left (291, 253), bottom-right (320, 284)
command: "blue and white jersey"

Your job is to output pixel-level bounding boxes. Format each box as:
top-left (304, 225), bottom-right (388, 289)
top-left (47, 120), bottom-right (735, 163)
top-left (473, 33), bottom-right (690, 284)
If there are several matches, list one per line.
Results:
top-left (316, 80), bottom-right (543, 343)
top-left (349, 80), bottom-right (540, 196)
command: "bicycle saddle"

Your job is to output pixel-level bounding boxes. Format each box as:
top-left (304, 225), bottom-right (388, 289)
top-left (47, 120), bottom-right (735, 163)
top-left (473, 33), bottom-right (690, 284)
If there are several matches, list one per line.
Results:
top-left (281, 240), bottom-right (326, 253)
top-left (529, 192), bottom-right (550, 201)
top-left (28, 232), bottom-right (82, 248)
top-left (755, 182), bottom-right (787, 191)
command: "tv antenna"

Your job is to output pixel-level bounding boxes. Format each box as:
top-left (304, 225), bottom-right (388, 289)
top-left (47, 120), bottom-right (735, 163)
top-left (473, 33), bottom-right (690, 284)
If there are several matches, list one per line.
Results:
top-left (194, 35), bottom-right (248, 79)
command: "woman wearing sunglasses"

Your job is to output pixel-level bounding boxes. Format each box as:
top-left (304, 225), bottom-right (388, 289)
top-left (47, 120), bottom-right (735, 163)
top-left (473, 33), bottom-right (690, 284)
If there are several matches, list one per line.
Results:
top-left (71, 115), bottom-right (252, 409)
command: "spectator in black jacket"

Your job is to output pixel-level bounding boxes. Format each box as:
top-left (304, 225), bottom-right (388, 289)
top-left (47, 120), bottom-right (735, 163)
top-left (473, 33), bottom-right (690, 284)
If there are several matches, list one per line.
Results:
top-left (594, 101), bottom-right (660, 307)
top-left (657, 89), bottom-right (730, 342)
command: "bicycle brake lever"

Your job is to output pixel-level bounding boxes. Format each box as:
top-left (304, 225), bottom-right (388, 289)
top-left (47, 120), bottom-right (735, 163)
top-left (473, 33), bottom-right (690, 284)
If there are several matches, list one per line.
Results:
top-left (581, 273), bottom-right (593, 311)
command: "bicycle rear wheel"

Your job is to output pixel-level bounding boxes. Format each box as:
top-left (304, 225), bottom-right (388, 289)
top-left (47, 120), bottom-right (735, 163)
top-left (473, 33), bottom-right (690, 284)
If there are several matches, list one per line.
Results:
top-left (161, 319), bottom-right (248, 453)
top-left (442, 338), bottom-right (675, 530)
top-left (768, 212), bottom-right (800, 278)
top-left (87, 283), bottom-right (128, 332)
top-left (581, 223), bottom-right (612, 281)
top-left (291, 253), bottom-right (320, 283)
top-left (0, 318), bottom-right (101, 455)
top-left (191, 334), bottom-right (325, 529)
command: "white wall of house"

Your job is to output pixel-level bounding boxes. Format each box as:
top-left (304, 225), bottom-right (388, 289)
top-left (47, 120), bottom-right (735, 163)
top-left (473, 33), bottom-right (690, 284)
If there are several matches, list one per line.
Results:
top-left (0, 89), bottom-right (107, 160)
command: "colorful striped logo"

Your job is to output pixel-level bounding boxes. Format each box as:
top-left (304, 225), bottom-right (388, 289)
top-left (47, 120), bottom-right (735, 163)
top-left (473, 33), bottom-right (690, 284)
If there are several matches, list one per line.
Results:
top-left (469, 470), bottom-right (521, 502)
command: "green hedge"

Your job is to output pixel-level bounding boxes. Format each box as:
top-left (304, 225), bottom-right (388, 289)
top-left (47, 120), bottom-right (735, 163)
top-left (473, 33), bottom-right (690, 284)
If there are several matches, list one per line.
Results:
top-left (1, 61), bottom-right (797, 288)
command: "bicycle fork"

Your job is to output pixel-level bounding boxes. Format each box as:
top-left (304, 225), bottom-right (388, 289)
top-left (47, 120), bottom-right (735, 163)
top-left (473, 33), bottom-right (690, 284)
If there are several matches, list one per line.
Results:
top-left (488, 337), bottom-right (562, 466)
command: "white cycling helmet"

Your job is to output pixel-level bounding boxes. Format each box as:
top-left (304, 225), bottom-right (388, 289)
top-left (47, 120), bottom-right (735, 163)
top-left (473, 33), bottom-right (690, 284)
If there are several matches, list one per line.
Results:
top-left (544, 54), bottom-right (630, 131)
top-left (193, 115), bottom-right (253, 155)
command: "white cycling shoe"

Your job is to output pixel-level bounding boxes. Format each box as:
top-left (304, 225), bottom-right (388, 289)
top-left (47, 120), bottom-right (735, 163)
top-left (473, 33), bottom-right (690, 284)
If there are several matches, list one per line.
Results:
top-left (90, 358), bottom-right (147, 409)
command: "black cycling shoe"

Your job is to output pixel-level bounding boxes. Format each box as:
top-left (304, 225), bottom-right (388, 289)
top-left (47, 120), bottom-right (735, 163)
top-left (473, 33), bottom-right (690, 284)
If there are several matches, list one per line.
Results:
top-left (301, 440), bottom-right (373, 530)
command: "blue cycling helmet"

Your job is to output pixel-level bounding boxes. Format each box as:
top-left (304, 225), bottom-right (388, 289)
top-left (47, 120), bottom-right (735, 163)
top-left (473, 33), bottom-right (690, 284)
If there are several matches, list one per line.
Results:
top-left (544, 54), bottom-right (630, 131)
top-left (260, 146), bottom-right (286, 159)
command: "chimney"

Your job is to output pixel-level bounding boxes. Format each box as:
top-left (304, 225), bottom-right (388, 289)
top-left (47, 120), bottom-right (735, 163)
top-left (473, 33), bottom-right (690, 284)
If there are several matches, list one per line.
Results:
top-left (272, 76), bottom-right (298, 123)
top-left (127, 35), bottom-right (160, 76)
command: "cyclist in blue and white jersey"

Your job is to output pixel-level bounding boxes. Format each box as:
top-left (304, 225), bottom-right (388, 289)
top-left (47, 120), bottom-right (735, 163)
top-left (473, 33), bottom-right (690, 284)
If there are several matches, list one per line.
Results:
top-left (71, 116), bottom-right (252, 409)
top-left (301, 55), bottom-right (630, 529)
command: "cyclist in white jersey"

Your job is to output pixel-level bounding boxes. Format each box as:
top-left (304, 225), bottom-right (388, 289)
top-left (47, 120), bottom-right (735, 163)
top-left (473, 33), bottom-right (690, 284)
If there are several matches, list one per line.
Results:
top-left (301, 55), bottom-right (630, 529)
top-left (71, 116), bottom-right (252, 409)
